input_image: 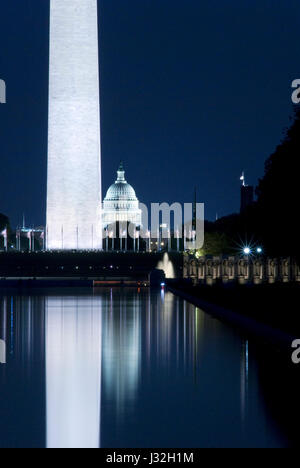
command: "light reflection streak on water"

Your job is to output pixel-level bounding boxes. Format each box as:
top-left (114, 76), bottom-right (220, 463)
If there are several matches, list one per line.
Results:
top-left (102, 291), bottom-right (141, 419)
top-left (0, 298), bottom-right (6, 364)
top-left (241, 340), bottom-right (249, 430)
top-left (0, 289), bottom-right (287, 448)
top-left (45, 296), bottom-right (102, 449)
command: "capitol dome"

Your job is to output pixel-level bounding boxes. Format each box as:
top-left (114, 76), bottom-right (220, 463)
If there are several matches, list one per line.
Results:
top-left (102, 162), bottom-right (142, 228)
top-left (105, 162), bottom-right (138, 202)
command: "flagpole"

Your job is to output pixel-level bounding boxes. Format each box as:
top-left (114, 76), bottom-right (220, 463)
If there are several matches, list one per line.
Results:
top-left (125, 229), bottom-right (127, 252)
top-left (133, 227), bottom-right (136, 253)
top-left (5, 227), bottom-right (8, 252)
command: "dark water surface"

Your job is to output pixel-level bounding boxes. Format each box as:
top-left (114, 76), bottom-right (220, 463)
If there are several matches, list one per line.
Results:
top-left (0, 288), bottom-right (296, 448)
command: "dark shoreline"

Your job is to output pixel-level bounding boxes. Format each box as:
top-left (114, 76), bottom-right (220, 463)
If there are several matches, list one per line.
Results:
top-left (168, 283), bottom-right (299, 351)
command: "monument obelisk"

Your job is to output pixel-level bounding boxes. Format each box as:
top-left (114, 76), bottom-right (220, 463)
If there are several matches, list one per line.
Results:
top-left (47, 0), bottom-right (102, 250)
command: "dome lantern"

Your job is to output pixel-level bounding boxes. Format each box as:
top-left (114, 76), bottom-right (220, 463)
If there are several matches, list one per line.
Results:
top-left (116, 161), bottom-right (126, 183)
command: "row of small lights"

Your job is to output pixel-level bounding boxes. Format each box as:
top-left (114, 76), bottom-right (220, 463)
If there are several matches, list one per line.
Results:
top-left (15, 265), bottom-right (135, 270)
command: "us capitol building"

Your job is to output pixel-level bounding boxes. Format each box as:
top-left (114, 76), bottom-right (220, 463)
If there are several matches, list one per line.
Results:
top-left (102, 162), bottom-right (142, 229)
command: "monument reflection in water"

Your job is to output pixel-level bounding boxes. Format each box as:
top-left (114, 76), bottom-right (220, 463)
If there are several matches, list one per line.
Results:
top-left (0, 289), bottom-right (290, 448)
top-left (46, 297), bottom-right (102, 449)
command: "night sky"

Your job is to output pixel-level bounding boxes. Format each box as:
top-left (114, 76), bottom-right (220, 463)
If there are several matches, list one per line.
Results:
top-left (0, 0), bottom-right (299, 228)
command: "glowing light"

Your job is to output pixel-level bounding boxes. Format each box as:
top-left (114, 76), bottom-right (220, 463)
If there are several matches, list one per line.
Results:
top-left (46, 296), bottom-right (102, 448)
top-left (256, 247), bottom-right (263, 254)
top-left (195, 249), bottom-right (204, 259)
top-left (47, 0), bottom-right (102, 250)
top-left (243, 247), bottom-right (251, 255)
top-left (0, 340), bottom-right (6, 365)
top-left (157, 253), bottom-right (175, 279)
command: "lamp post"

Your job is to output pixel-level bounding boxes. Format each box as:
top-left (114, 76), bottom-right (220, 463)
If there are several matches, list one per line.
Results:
top-left (41, 231), bottom-right (45, 251)
top-left (124, 231), bottom-right (127, 252)
top-left (157, 228), bottom-right (160, 252)
top-left (176, 228), bottom-right (180, 252)
top-left (106, 229), bottom-right (109, 252)
top-left (28, 231), bottom-right (32, 252)
top-left (111, 231), bottom-right (115, 251)
top-left (133, 227), bottom-right (136, 253)
top-left (192, 230), bottom-right (196, 250)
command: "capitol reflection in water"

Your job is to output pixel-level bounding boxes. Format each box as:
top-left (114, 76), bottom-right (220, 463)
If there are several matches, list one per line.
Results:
top-left (0, 289), bottom-right (288, 448)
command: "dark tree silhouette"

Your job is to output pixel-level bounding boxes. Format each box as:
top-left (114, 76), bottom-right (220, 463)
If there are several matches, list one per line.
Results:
top-left (256, 106), bottom-right (300, 257)
top-left (0, 213), bottom-right (9, 232)
top-left (200, 108), bottom-right (300, 258)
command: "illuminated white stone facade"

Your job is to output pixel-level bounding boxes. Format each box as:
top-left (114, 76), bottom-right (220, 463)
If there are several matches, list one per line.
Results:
top-left (47, 0), bottom-right (102, 250)
top-left (102, 163), bottom-right (142, 228)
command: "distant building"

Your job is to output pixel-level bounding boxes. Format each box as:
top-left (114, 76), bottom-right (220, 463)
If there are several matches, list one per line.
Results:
top-left (102, 162), bottom-right (142, 229)
top-left (240, 172), bottom-right (254, 213)
top-left (16, 220), bottom-right (45, 251)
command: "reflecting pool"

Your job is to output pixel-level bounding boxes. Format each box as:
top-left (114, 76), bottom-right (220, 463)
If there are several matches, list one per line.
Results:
top-left (0, 289), bottom-right (296, 448)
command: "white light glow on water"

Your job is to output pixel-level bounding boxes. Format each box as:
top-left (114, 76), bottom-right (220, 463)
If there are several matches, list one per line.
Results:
top-left (46, 297), bottom-right (102, 448)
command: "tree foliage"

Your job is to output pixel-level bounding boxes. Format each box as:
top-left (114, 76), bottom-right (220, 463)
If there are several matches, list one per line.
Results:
top-left (256, 107), bottom-right (300, 257)
top-left (197, 108), bottom-right (300, 258)
top-left (0, 213), bottom-right (9, 232)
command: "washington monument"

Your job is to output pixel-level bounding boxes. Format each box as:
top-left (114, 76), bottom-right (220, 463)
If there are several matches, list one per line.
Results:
top-left (47, 0), bottom-right (102, 250)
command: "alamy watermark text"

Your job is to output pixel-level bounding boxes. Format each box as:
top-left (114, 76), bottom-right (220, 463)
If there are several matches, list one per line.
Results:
top-left (291, 79), bottom-right (300, 104)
